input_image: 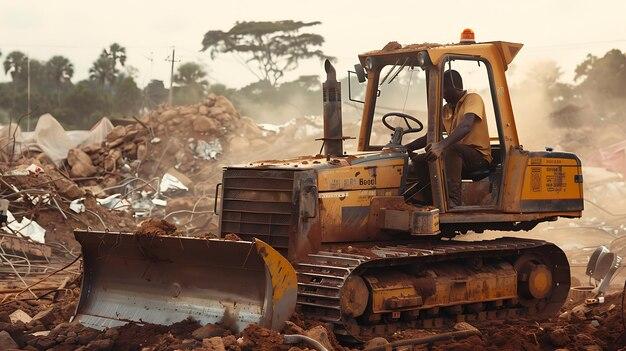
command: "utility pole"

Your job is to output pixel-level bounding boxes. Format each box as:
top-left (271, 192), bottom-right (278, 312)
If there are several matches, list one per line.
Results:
top-left (165, 47), bottom-right (179, 106)
top-left (26, 56), bottom-right (31, 131)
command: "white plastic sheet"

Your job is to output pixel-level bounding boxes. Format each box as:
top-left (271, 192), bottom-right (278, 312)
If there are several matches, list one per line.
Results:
top-left (159, 173), bottom-right (189, 193)
top-left (0, 114), bottom-right (114, 165)
top-left (2, 210), bottom-right (46, 243)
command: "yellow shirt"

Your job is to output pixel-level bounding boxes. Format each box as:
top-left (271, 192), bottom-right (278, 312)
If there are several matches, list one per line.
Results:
top-left (442, 92), bottom-right (492, 163)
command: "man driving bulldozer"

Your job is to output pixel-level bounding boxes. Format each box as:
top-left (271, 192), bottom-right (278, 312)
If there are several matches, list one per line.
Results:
top-left (406, 69), bottom-right (491, 206)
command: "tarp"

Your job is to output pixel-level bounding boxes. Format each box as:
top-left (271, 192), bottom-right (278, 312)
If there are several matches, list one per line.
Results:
top-left (0, 114), bottom-right (113, 165)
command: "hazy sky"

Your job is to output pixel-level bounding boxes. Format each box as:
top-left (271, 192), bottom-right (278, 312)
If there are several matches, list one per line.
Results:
top-left (1, 0), bottom-right (625, 88)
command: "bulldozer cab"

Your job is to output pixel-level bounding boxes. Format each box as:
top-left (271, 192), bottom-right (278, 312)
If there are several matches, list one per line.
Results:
top-left (351, 40), bottom-right (543, 214)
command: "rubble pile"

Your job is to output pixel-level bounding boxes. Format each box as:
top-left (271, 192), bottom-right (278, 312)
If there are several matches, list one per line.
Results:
top-left (0, 160), bottom-right (134, 253)
top-left (62, 94), bottom-right (284, 237)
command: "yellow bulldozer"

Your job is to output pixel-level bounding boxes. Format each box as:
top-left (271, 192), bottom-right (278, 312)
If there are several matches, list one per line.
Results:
top-left (72, 31), bottom-right (583, 341)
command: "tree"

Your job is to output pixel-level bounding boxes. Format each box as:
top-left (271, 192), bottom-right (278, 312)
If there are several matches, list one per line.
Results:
top-left (46, 56), bottom-right (74, 105)
top-left (575, 49), bottom-right (626, 100)
top-left (3, 51), bottom-right (27, 82)
top-left (89, 43), bottom-right (127, 86)
top-left (174, 62), bottom-right (208, 87)
top-left (89, 53), bottom-right (116, 85)
top-left (172, 62), bottom-right (209, 106)
top-left (103, 43), bottom-right (127, 72)
top-left (201, 20), bottom-right (332, 86)
top-left (112, 75), bottom-right (142, 115)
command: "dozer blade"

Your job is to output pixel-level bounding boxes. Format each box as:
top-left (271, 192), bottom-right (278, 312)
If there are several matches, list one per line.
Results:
top-left (72, 230), bottom-right (297, 332)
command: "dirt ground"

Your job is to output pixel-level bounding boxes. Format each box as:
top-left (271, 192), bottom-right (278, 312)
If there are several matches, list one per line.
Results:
top-left (0, 273), bottom-right (623, 351)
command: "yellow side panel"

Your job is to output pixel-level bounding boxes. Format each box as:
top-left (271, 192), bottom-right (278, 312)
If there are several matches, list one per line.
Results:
top-left (317, 159), bottom-right (404, 191)
top-left (319, 189), bottom-right (398, 242)
top-left (521, 157), bottom-right (582, 200)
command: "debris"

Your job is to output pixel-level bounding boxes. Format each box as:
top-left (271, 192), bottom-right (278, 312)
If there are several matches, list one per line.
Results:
top-left (9, 309), bottom-right (33, 324)
top-left (159, 172), bottom-right (189, 193)
top-left (305, 326), bottom-right (334, 351)
top-left (70, 198), bottom-right (86, 213)
top-left (195, 139), bottom-right (222, 160)
top-left (0, 330), bottom-right (18, 349)
top-left (3, 210), bottom-right (46, 243)
top-left (364, 337), bottom-right (389, 349)
top-left (548, 328), bottom-right (571, 347)
top-left (96, 194), bottom-right (130, 211)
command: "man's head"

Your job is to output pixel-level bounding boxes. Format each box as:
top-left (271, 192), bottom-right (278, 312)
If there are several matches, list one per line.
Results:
top-left (443, 69), bottom-right (464, 105)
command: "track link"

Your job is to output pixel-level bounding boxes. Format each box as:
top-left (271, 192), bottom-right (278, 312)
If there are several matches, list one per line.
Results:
top-left (296, 237), bottom-right (570, 341)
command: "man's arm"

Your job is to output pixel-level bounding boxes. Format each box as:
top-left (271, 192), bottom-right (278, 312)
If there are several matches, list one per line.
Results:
top-left (405, 135), bottom-right (427, 151)
top-left (425, 113), bottom-right (478, 161)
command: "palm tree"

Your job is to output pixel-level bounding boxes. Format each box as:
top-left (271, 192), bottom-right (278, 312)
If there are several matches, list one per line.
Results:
top-left (3, 51), bottom-right (27, 81)
top-left (46, 56), bottom-right (74, 105)
top-left (89, 54), bottom-right (116, 86)
top-left (104, 43), bottom-right (127, 72)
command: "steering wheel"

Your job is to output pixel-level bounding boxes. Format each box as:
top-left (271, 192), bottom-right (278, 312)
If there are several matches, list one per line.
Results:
top-left (382, 112), bottom-right (424, 134)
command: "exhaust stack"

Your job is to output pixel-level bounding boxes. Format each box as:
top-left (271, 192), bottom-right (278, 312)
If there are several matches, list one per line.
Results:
top-left (322, 59), bottom-right (343, 157)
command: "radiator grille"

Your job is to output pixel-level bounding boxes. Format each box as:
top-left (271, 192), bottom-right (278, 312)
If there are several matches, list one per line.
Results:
top-left (220, 168), bottom-right (297, 253)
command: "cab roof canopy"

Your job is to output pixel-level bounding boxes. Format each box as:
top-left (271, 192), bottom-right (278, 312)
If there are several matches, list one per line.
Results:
top-left (358, 41), bottom-right (523, 69)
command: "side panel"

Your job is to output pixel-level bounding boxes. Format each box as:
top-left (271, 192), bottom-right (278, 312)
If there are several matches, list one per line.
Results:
top-left (317, 157), bottom-right (405, 242)
top-left (519, 152), bottom-right (584, 212)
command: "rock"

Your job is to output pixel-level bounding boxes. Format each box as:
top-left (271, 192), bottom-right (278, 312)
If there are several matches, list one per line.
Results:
top-left (202, 336), bottom-right (226, 351)
top-left (51, 174), bottom-right (85, 199)
top-left (136, 143), bottom-right (147, 160)
top-left (106, 125), bottom-right (127, 142)
top-left (590, 319), bottom-right (600, 327)
top-left (199, 105), bottom-right (210, 115)
top-left (31, 330), bottom-right (50, 336)
top-left (85, 338), bottom-right (113, 351)
top-left (305, 326), bottom-right (334, 351)
top-left (70, 161), bottom-right (98, 178)
top-left (9, 309), bottom-right (32, 324)
top-left (215, 96), bottom-right (238, 116)
top-left (32, 307), bottom-right (54, 325)
top-left (192, 324), bottom-right (226, 340)
top-left (283, 321), bottom-right (305, 335)
top-left (222, 335), bottom-right (237, 349)
top-left (68, 148), bottom-right (93, 167)
top-left (0, 331), bottom-right (18, 349)
top-left (207, 106), bottom-right (226, 117)
top-left (193, 116), bottom-right (218, 133)
top-left (77, 329), bottom-right (100, 345)
top-left (122, 142), bottom-right (137, 155)
top-left (364, 337), bottom-right (389, 349)
top-left (571, 304), bottom-right (591, 320)
top-left (158, 109), bottom-right (178, 122)
top-left (103, 149), bottom-right (122, 172)
top-left (35, 336), bottom-right (56, 349)
top-left (179, 105), bottom-right (198, 115)
top-left (214, 113), bottom-right (232, 123)
top-left (103, 328), bottom-right (118, 339)
top-left (548, 328), bottom-right (571, 347)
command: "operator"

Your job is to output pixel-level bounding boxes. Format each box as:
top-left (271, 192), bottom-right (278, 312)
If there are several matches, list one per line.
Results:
top-left (405, 69), bottom-right (491, 207)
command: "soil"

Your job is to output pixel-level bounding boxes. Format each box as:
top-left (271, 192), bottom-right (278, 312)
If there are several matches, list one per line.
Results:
top-left (135, 218), bottom-right (177, 237)
top-left (241, 324), bottom-right (284, 351)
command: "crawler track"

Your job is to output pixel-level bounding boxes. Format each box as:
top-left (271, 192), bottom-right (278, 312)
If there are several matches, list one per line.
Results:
top-left (296, 237), bottom-right (570, 341)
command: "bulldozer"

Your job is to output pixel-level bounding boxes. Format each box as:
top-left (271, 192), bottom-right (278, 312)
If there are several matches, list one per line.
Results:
top-left (73, 30), bottom-right (583, 341)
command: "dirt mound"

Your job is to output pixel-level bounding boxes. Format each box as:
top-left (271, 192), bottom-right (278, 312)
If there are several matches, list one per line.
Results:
top-left (135, 218), bottom-right (177, 237)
